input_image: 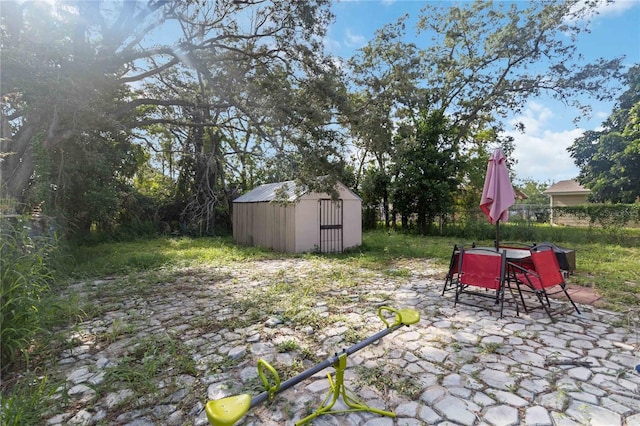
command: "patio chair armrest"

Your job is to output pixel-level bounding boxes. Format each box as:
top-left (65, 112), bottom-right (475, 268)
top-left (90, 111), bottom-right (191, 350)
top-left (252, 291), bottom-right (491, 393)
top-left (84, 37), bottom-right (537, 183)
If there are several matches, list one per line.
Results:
top-left (507, 262), bottom-right (530, 274)
top-left (508, 262), bottom-right (540, 288)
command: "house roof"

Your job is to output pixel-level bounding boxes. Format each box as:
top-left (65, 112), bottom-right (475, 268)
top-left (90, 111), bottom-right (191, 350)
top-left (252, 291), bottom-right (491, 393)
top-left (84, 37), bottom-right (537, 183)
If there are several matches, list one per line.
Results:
top-left (514, 188), bottom-right (528, 200)
top-left (543, 179), bottom-right (591, 195)
top-left (233, 181), bottom-right (303, 203)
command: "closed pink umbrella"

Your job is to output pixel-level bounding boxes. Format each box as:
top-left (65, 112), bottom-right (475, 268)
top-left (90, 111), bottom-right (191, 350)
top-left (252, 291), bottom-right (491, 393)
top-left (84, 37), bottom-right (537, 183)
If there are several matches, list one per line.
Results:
top-left (480, 148), bottom-right (516, 249)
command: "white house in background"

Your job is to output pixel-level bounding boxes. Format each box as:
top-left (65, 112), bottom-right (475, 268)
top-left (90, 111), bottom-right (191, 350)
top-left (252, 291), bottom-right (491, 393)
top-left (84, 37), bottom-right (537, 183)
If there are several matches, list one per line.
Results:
top-left (232, 180), bottom-right (362, 253)
top-left (544, 179), bottom-right (591, 226)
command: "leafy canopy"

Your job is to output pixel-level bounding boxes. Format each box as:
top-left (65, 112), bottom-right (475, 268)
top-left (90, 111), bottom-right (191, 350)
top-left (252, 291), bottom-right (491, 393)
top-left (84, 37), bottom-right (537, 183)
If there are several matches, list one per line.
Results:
top-left (568, 65), bottom-right (640, 203)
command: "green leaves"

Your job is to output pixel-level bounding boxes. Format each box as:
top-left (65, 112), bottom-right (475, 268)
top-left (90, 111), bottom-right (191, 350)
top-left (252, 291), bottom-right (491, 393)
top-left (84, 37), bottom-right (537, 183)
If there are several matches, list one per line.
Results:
top-left (391, 109), bottom-right (461, 235)
top-left (569, 65), bottom-right (640, 203)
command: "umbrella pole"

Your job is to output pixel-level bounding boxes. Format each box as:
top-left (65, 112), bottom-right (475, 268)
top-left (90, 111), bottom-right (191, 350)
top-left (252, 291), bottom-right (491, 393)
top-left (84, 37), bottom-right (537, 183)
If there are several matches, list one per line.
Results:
top-left (495, 219), bottom-right (500, 250)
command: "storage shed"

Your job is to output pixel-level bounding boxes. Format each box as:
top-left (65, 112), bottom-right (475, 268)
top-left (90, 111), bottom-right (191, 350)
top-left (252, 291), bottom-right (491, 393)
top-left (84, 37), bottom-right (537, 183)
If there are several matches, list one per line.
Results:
top-left (232, 180), bottom-right (362, 253)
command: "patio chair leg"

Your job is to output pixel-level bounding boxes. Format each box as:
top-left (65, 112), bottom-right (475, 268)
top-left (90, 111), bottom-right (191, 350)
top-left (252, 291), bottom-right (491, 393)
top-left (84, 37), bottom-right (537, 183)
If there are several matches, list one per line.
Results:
top-left (506, 284), bottom-right (520, 316)
top-left (442, 275), bottom-right (452, 296)
top-left (512, 280), bottom-right (529, 313)
top-left (536, 291), bottom-right (555, 321)
top-left (561, 285), bottom-right (581, 314)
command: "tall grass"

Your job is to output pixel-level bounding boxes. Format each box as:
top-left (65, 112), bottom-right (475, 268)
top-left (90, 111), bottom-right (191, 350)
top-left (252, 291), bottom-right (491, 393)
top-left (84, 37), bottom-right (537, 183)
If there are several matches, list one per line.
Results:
top-left (1, 372), bottom-right (61, 426)
top-left (0, 217), bottom-right (74, 426)
top-left (0, 219), bottom-right (59, 369)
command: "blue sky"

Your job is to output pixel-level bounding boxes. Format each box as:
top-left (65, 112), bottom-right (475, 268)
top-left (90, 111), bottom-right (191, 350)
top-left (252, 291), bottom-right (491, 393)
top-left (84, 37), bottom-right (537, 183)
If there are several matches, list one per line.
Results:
top-left (324, 0), bottom-right (640, 184)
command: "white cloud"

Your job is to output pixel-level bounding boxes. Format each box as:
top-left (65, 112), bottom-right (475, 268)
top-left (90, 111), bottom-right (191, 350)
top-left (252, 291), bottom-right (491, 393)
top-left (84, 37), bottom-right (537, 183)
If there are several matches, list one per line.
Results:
top-left (514, 101), bottom-right (553, 134)
top-left (567, 0), bottom-right (638, 23)
top-left (506, 104), bottom-right (584, 183)
top-left (590, 0), bottom-right (637, 16)
top-left (345, 28), bottom-right (366, 47)
top-left (324, 36), bottom-right (342, 53)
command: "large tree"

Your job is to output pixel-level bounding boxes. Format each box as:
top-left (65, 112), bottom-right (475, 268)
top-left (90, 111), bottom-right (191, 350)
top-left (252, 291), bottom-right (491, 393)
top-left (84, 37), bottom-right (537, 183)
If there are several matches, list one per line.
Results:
top-left (568, 64), bottom-right (640, 203)
top-left (346, 0), bottom-right (625, 227)
top-left (347, 19), bottom-right (425, 227)
top-left (1, 0), bottom-right (346, 236)
top-left (415, 1), bottom-right (624, 135)
top-left (390, 109), bottom-right (461, 234)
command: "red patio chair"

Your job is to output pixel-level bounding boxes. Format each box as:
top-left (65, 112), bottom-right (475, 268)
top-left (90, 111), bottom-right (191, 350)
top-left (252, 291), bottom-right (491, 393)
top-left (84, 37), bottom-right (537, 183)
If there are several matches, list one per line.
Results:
top-left (442, 243), bottom-right (475, 295)
top-left (454, 248), bottom-right (515, 318)
top-left (509, 245), bottom-right (581, 320)
top-left (498, 242), bottom-right (535, 270)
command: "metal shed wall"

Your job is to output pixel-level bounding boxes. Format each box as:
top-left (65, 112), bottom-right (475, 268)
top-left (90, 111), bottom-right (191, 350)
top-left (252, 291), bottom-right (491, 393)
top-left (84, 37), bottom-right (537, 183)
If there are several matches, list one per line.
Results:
top-left (232, 202), bottom-right (295, 252)
top-left (293, 185), bottom-right (361, 252)
top-left (232, 181), bottom-right (361, 253)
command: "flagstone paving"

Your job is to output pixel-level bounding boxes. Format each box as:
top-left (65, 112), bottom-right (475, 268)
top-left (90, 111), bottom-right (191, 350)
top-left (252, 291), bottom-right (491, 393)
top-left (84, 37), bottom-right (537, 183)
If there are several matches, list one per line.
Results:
top-left (46, 259), bottom-right (639, 425)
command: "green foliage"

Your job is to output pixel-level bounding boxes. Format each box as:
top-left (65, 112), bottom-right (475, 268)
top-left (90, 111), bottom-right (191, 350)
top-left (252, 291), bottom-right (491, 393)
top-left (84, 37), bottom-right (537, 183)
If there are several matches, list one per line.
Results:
top-left (2, 0), bottom-right (345, 239)
top-left (416, 1), bottom-right (624, 125)
top-left (555, 204), bottom-right (640, 229)
top-left (355, 363), bottom-right (422, 399)
top-left (0, 218), bottom-right (58, 370)
top-left (569, 65), bottom-right (640, 203)
top-left (45, 133), bottom-right (146, 237)
top-left (391, 109), bottom-right (461, 235)
top-left (0, 371), bottom-right (61, 426)
top-left (3, 0), bottom-right (628, 243)
top-left (360, 169), bottom-right (390, 230)
top-left (347, 1), bottom-right (621, 230)
top-left (276, 340), bottom-right (301, 353)
top-left (515, 178), bottom-right (553, 205)
top-left (65, 236), bottom-right (279, 278)
top-left (2, 228), bottom-right (639, 423)
top-left (480, 342), bottom-right (503, 354)
top-left (96, 333), bottom-right (197, 403)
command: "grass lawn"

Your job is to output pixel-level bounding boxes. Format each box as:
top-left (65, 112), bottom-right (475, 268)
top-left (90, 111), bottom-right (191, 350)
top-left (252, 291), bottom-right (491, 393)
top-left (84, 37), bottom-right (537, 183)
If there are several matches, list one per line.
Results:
top-left (3, 226), bottom-right (639, 424)
top-left (66, 227), bottom-right (640, 311)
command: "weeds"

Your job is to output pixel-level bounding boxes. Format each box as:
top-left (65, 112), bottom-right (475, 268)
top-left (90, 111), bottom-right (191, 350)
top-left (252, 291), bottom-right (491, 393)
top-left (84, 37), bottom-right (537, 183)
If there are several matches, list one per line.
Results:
top-left (3, 228), bottom-right (640, 423)
top-left (97, 333), bottom-right (197, 400)
top-left (343, 328), bottom-right (366, 345)
top-left (0, 371), bottom-right (62, 426)
top-left (276, 340), bottom-right (301, 353)
top-left (355, 363), bottom-right (422, 399)
top-left (480, 342), bottom-right (503, 354)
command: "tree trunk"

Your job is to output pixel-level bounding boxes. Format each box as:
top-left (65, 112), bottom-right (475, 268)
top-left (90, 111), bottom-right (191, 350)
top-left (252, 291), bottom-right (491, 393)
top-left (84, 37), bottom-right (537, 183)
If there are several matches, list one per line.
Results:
top-left (383, 188), bottom-right (390, 228)
top-left (1, 121), bottom-right (39, 204)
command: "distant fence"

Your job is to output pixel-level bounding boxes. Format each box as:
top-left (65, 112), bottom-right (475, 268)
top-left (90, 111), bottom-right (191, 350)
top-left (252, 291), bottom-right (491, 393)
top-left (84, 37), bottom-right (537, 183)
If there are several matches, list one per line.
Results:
top-left (439, 205), bottom-right (550, 228)
top-left (372, 203), bottom-right (640, 230)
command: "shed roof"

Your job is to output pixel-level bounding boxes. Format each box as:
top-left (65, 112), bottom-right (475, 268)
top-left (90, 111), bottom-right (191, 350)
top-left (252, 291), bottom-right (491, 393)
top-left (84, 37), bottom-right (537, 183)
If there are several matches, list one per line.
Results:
top-left (543, 179), bottom-right (591, 195)
top-left (233, 180), bottom-right (362, 203)
top-left (233, 181), bottom-right (303, 203)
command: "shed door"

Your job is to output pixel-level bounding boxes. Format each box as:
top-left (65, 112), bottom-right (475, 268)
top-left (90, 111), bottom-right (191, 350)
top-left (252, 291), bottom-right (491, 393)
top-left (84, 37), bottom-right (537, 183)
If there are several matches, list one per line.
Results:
top-left (319, 199), bottom-right (343, 253)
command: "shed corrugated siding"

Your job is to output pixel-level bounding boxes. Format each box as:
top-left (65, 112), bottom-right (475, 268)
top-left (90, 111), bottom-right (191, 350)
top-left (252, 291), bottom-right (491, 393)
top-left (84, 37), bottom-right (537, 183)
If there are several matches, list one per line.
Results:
top-left (294, 199), bottom-right (320, 252)
top-left (233, 181), bottom-right (362, 253)
top-left (232, 203), bottom-right (250, 245)
top-left (343, 198), bottom-right (362, 250)
top-left (550, 194), bottom-right (589, 208)
top-left (233, 202), bottom-right (296, 252)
